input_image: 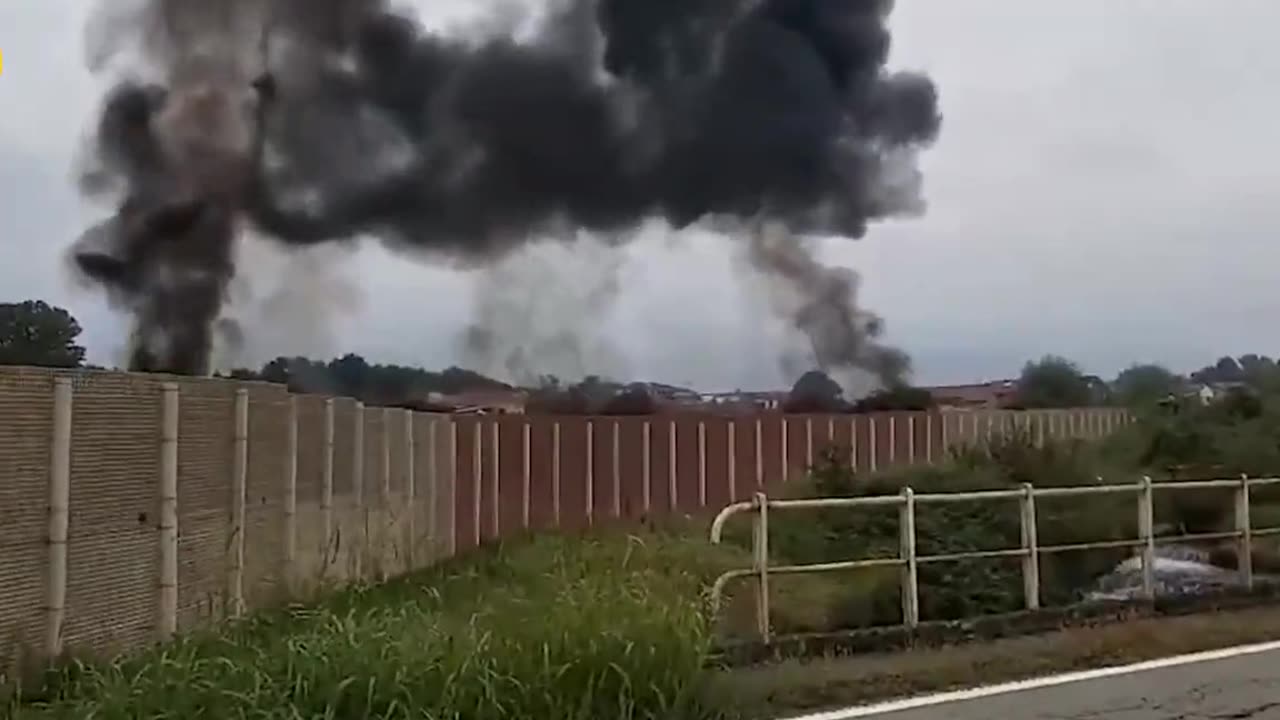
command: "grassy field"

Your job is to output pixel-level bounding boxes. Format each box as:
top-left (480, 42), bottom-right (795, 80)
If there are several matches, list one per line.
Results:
top-left (8, 532), bottom-right (737, 720)
top-left (9, 522), bottom-right (1280, 719)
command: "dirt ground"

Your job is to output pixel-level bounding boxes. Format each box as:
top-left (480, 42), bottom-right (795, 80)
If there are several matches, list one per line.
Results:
top-left (710, 604), bottom-right (1280, 719)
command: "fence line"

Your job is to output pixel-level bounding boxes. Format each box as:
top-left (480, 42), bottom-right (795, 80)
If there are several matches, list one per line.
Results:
top-left (0, 366), bottom-right (1127, 672)
top-left (709, 477), bottom-right (1280, 644)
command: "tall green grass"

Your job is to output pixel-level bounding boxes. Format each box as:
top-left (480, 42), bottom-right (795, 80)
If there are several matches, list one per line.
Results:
top-left (10, 532), bottom-right (731, 720)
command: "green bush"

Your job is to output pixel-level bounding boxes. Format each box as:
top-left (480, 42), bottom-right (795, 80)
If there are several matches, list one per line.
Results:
top-left (747, 434), bottom-right (1148, 627)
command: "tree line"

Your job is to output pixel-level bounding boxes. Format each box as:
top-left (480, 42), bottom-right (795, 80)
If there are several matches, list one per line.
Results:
top-left (0, 299), bottom-right (1269, 413)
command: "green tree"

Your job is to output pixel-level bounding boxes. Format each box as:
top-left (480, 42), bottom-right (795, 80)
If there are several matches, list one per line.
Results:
top-left (0, 300), bottom-right (87, 368)
top-left (784, 370), bottom-right (848, 413)
top-left (1015, 355), bottom-right (1092, 408)
top-left (1113, 363), bottom-right (1183, 408)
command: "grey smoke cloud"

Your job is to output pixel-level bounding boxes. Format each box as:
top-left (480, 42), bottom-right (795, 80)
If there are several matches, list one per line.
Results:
top-left (68, 0), bottom-right (940, 380)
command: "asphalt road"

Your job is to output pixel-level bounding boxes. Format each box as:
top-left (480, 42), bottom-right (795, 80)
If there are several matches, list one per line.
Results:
top-left (797, 643), bottom-right (1280, 720)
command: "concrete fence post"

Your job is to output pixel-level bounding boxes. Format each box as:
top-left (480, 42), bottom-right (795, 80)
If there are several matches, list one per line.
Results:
top-left (1237, 474), bottom-right (1254, 590)
top-left (424, 417), bottom-right (437, 561)
top-left (924, 414), bottom-right (934, 465)
top-left (668, 421), bottom-right (678, 510)
top-left (1019, 483), bottom-right (1040, 610)
top-left (611, 420), bottom-right (621, 518)
top-left (321, 399), bottom-right (335, 572)
top-left (46, 377), bottom-right (73, 657)
top-left (379, 407), bottom-right (393, 581)
top-left (907, 415), bottom-right (917, 465)
top-left (804, 417), bottom-right (814, 468)
top-left (888, 415), bottom-right (898, 465)
top-left (552, 421), bottom-right (562, 526)
top-left (522, 421), bottom-right (532, 529)
top-left (425, 417), bottom-right (438, 561)
top-left (1138, 476), bottom-right (1156, 599)
top-left (490, 421), bottom-right (500, 538)
top-left (157, 382), bottom-right (179, 639)
top-left (403, 410), bottom-right (415, 570)
top-left (448, 420), bottom-right (459, 556)
top-left (868, 415), bottom-right (878, 473)
top-left (353, 401), bottom-right (366, 579)
top-left (471, 421), bottom-right (481, 545)
top-left (283, 396), bottom-right (298, 595)
top-left (642, 420), bottom-right (652, 514)
top-left (850, 417), bottom-right (859, 470)
top-left (755, 418), bottom-right (765, 489)
top-left (899, 487), bottom-right (919, 628)
top-left (229, 389), bottom-right (248, 618)
top-left (727, 420), bottom-right (737, 501)
top-left (780, 418), bottom-right (789, 483)
top-left (585, 421), bottom-right (595, 525)
top-left (697, 421), bottom-right (707, 508)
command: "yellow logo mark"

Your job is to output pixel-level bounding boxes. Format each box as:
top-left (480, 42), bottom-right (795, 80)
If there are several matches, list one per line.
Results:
top-left (0, 49), bottom-right (4, 75)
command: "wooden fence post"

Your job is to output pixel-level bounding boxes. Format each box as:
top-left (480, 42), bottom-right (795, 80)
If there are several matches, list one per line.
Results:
top-left (46, 377), bottom-right (73, 656)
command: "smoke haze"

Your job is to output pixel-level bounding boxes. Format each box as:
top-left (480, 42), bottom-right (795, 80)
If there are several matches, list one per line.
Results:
top-left (69, 0), bottom-right (940, 384)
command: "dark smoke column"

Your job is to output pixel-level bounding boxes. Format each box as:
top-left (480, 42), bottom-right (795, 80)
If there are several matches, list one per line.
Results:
top-left (72, 0), bottom-right (273, 375)
top-left (71, 0), bottom-right (939, 379)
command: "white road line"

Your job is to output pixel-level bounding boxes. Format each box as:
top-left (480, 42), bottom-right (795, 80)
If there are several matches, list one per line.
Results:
top-left (779, 638), bottom-right (1280, 720)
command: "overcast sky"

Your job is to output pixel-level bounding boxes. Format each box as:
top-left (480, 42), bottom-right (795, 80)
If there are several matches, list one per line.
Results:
top-left (1, 1), bottom-right (1277, 390)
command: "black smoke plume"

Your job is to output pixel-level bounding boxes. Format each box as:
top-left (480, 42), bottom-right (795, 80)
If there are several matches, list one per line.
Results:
top-left (72, 0), bottom-right (939, 378)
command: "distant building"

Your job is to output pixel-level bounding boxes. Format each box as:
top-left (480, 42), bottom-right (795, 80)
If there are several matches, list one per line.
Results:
top-left (924, 380), bottom-right (1018, 410)
top-left (426, 389), bottom-right (527, 414)
top-left (692, 390), bottom-right (788, 413)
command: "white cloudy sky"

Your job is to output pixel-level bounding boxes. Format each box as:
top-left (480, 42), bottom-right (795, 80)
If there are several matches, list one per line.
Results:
top-left (1, 1), bottom-right (1277, 389)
